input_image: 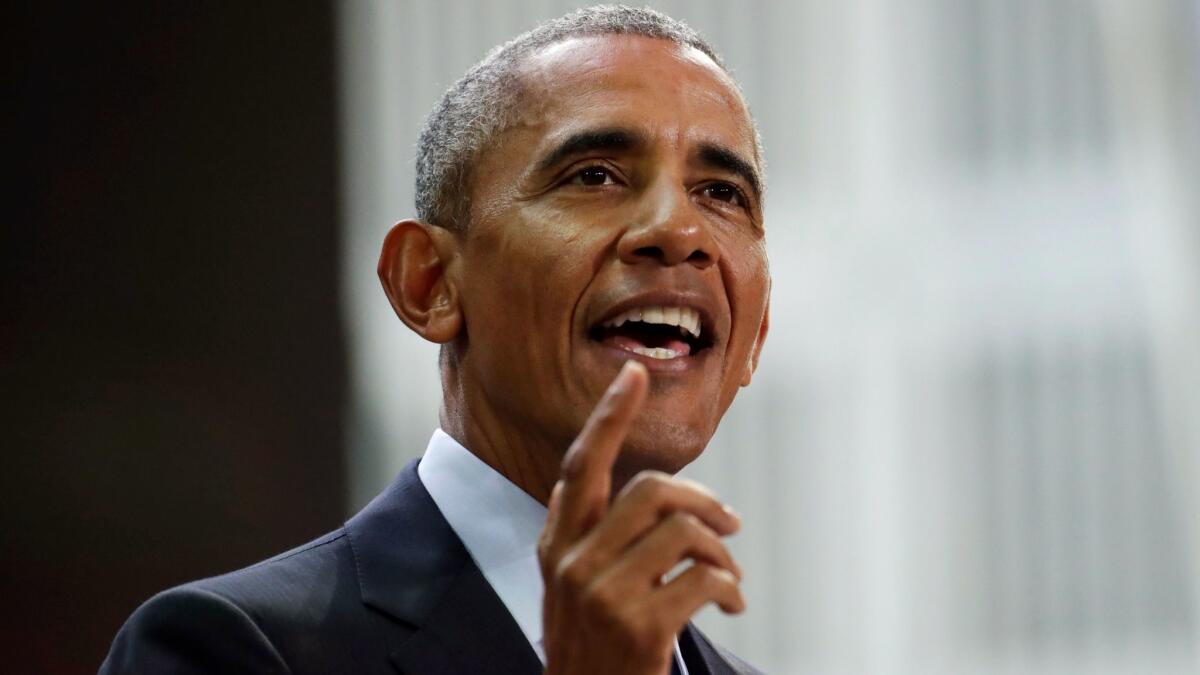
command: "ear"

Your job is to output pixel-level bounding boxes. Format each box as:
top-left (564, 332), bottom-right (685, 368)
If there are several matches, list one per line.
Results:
top-left (377, 219), bottom-right (463, 344)
top-left (740, 294), bottom-right (770, 387)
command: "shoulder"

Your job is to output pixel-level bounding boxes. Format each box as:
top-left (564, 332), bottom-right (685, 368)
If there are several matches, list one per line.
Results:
top-left (100, 582), bottom-right (293, 675)
top-left (191, 528), bottom-right (351, 617)
top-left (100, 528), bottom-right (374, 675)
top-left (101, 462), bottom-right (441, 674)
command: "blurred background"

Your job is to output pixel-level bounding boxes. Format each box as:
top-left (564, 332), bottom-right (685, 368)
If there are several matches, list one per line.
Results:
top-left (6, 1), bottom-right (1198, 673)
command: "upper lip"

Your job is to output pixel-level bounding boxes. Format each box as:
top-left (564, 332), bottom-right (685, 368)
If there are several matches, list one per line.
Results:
top-left (587, 287), bottom-right (722, 347)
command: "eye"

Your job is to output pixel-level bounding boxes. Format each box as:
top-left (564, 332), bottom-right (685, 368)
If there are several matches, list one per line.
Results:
top-left (701, 182), bottom-right (745, 207)
top-left (568, 166), bottom-right (616, 187)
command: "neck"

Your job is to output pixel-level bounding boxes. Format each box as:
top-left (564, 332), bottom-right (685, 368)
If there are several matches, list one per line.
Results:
top-left (438, 368), bottom-right (562, 506)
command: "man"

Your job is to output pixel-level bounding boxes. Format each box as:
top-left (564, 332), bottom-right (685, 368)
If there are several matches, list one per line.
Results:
top-left (101, 6), bottom-right (770, 674)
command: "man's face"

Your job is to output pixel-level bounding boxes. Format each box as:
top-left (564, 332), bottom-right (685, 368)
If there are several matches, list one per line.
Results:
top-left (450, 35), bottom-right (769, 474)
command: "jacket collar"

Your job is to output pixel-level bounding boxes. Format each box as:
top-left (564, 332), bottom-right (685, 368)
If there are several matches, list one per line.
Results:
top-left (344, 459), bottom-right (463, 626)
top-left (344, 459), bottom-right (543, 674)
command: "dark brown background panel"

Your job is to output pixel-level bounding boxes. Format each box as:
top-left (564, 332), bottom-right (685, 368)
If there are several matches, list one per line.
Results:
top-left (4, 3), bottom-right (345, 673)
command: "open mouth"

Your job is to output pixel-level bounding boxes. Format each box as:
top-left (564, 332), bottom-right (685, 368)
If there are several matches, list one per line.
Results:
top-left (588, 305), bottom-right (714, 360)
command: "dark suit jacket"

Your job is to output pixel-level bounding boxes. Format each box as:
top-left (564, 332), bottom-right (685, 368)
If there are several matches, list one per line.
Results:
top-left (100, 460), bottom-right (762, 674)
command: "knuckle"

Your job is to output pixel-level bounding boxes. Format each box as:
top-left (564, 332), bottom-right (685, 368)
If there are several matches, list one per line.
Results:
top-left (580, 582), bottom-right (618, 619)
top-left (676, 475), bottom-right (718, 499)
top-left (560, 447), bottom-right (587, 481)
top-left (537, 536), bottom-right (554, 565)
top-left (696, 563), bottom-right (732, 592)
top-left (627, 470), bottom-right (671, 501)
top-left (555, 554), bottom-right (592, 594)
top-left (666, 511), bottom-right (704, 537)
top-left (559, 462), bottom-right (581, 483)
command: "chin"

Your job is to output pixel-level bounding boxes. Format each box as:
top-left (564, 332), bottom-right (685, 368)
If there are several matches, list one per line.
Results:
top-left (615, 418), bottom-right (711, 480)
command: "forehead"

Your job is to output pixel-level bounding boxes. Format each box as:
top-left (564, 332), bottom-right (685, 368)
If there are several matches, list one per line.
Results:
top-left (512, 34), bottom-right (758, 165)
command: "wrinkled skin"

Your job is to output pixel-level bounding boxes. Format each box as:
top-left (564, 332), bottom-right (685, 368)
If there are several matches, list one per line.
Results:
top-left (379, 34), bottom-right (770, 675)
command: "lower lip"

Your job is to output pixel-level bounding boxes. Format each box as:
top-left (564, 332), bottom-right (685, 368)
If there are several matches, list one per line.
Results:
top-left (590, 340), bottom-right (710, 373)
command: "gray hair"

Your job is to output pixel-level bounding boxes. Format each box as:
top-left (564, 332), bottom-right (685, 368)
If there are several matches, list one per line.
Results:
top-left (414, 4), bottom-right (761, 231)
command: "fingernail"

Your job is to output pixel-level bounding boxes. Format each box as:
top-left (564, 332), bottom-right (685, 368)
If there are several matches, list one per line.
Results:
top-left (723, 504), bottom-right (741, 523)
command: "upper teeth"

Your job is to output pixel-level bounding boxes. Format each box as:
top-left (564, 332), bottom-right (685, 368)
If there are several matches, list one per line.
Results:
top-left (601, 305), bottom-right (701, 339)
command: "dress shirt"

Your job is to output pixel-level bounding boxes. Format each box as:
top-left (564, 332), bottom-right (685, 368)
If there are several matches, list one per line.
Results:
top-left (418, 428), bottom-right (690, 674)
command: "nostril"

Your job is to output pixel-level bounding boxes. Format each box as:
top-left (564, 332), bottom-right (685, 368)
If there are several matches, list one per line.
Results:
top-left (629, 245), bottom-right (712, 266)
top-left (633, 245), bottom-right (665, 261)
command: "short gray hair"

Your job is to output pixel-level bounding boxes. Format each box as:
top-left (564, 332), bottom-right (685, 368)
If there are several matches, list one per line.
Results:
top-left (414, 4), bottom-right (760, 231)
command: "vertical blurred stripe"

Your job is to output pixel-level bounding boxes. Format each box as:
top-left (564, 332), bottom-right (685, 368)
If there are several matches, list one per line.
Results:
top-left (7, 3), bottom-right (345, 672)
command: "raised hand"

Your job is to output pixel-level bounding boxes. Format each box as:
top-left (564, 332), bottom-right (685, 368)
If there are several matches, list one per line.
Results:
top-left (538, 361), bottom-right (745, 675)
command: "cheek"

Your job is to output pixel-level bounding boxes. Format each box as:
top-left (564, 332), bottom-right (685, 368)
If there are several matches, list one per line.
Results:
top-left (719, 241), bottom-right (769, 362)
top-left (463, 216), bottom-right (596, 370)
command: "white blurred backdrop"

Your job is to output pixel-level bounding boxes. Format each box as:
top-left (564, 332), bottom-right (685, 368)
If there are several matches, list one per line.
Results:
top-left (337, 1), bottom-right (1200, 673)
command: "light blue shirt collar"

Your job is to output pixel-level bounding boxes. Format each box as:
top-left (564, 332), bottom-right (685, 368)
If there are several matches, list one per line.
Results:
top-left (417, 428), bottom-right (690, 673)
top-left (418, 429), bottom-right (548, 661)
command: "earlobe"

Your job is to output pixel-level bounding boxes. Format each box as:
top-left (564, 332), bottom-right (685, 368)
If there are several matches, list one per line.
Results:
top-left (378, 220), bottom-right (463, 344)
top-left (740, 297), bottom-right (770, 387)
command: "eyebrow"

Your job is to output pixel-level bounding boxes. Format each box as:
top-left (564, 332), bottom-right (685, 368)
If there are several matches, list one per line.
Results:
top-left (535, 128), bottom-right (644, 173)
top-left (695, 142), bottom-right (762, 202)
top-left (533, 127), bottom-right (763, 202)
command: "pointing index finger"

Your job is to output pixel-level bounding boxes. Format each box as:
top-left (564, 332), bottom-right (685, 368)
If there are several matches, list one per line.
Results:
top-left (556, 360), bottom-right (648, 538)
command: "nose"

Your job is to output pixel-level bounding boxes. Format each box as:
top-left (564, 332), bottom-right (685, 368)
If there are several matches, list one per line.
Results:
top-left (616, 183), bottom-right (718, 270)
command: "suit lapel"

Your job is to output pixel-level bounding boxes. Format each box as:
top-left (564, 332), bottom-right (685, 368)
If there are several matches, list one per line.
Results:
top-left (683, 623), bottom-right (754, 675)
top-left (344, 460), bottom-right (542, 675)
top-left (389, 563), bottom-right (543, 675)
